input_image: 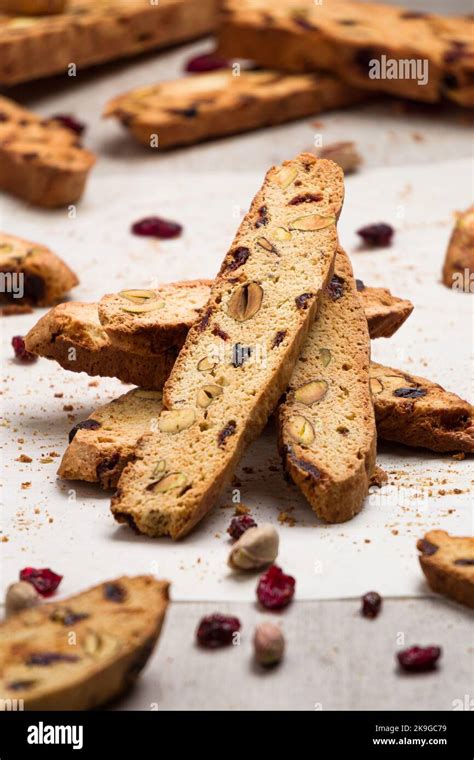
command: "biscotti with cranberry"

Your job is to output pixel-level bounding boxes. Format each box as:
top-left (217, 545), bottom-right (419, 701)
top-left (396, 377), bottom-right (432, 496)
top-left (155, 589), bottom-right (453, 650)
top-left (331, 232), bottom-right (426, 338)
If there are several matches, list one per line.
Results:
top-left (0, 0), bottom-right (217, 86)
top-left (98, 281), bottom-right (212, 355)
top-left (104, 69), bottom-right (366, 149)
top-left (0, 232), bottom-right (78, 306)
top-left (217, 0), bottom-right (474, 107)
top-left (371, 363), bottom-right (473, 453)
top-left (0, 96), bottom-right (95, 207)
top-left (0, 576), bottom-right (169, 710)
top-left (442, 206), bottom-right (474, 292)
top-left (278, 247), bottom-right (376, 523)
top-left (417, 531), bottom-right (474, 608)
top-left (58, 389), bottom-right (164, 489)
top-left (112, 154), bottom-right (343, 539)
top-left (24, 302), bottom-right (176, 389)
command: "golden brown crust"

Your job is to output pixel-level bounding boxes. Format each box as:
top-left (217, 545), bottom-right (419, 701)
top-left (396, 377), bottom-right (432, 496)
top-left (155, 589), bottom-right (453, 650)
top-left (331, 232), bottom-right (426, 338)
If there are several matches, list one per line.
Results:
top-left (442, 206), bottom-right (474, 292)
top-left (0, 96), bottom-right (95, 207)
top-left (0, 231), bottom-right (78, 306)
top-left (217, 0), bottom-right (474, 106)
top-left (371, 362), bottom-right (473, 453)
top-left (356, 281), bottom-right (413, 338)
top-left (278, 248), bottom-right (376, 523)
top-left (105, 69), bottom-right (367, 149)
top-left (417, 531), bottom-right (474, 608)
top-left (0, 575), bottom-right (169, 710)
top-left (0, 1), bottom-right (66, 14)
top-left (0, 0), bottom-right (218, 85)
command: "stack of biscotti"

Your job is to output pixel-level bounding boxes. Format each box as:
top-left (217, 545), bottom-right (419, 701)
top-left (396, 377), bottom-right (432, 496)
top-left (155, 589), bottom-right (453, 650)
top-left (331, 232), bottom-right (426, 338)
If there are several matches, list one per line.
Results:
top-left (217, 0), bottom-right (474, 107)
top-left (0, 0), bottom-right (218, 86)
top-left (104, 69), bottom-right (367, 149)
top-left (0, 576), bottom-right (169, 710)
top-left (111, 153), bottom-right (345, 538)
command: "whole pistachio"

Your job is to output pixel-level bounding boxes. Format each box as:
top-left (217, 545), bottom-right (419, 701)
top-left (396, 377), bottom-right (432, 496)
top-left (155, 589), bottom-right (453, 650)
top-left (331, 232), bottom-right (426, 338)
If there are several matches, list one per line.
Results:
top-left (5, 581), bottom-right (40, 617)
top-left (228, 524), bottom-right (279, 571)
top-left (254, 622), bottom-right (285, 666)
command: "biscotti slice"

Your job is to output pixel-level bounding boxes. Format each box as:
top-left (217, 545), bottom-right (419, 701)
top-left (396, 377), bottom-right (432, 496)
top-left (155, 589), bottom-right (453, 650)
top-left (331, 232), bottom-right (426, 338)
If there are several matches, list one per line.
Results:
top-left (0, 575), bottom-right (169, 710)
top-left (98, 280), bottom-right (213, 355)
top-left (442, 206), bottom-right (474, 292)
top-left (105, 69), bottom-right (366, 149)
top-left (111, 154), bottom-right (343, 538)
top-left (417, 531), bottom-right (474, 609)
top-left (58, 389), bottom-right (164, 489)
top-left (0, 0), bottom-right (217, 86)
top-left (218, 0), bottom-right (474, 107)
top-left (0, 96), bottom-right (95, 207)
top-left (24, 302), bottom-right (176, 389)
top-left (356, 279), bottom-right (413, 339)
top-left (0, 1), bottom-right (66, 13)
top-left (278, 247), bottom-right (376, 523)
top-left (0, 232), bottom-right (78, 306)
top-left (371, 362), bottom-right (473, 453)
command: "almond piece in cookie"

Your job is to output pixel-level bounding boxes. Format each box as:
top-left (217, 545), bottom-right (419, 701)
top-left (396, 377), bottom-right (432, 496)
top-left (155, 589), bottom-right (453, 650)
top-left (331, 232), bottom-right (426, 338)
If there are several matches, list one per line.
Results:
top-left (112, 153), bottom-right (343, 539)
top-left (278, 247), bottom-right (376, 523)
top-left (417, 531), bottom-right (474, 608)
top-left (0, 575), bottom-right (169, 710)
top-left (442, 206), bottom-right (474, 292)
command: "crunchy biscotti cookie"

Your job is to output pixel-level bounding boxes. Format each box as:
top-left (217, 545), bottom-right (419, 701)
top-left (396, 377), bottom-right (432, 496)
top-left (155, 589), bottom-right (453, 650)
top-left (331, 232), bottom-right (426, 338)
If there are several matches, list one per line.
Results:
top-left (98, 281), bottom-right (212, 355)
top-left (0, 232), bottom-right (78, 306)
top-left (112, 154), bottom-right (343, 539)
top-left (371, 362), bottom-right (473, 453)
top-left (0, 575), bottom-right (169, 710)
top-left (417, 531), bottom-right (474, 609)
top-left (356, 279), bottom-right (413, 339)
top-left (218, 0), bottom-right (474, 107)
top-left (0, 0), bottom-right (217, 86)
top-left (105, 69), bottom-right (366, 149)
top-left (0, 0), bottom-right (66, 14)
top-left (0, 96), bottom-right (95, 207)
top-left (442, 206), bottom-right (474, 292)
top-left (278, 248), bottom-right (376, 522)
top-left (58, 389), bottom-right (163, 489)
top-left (24, 302), bottom-right (176, 389)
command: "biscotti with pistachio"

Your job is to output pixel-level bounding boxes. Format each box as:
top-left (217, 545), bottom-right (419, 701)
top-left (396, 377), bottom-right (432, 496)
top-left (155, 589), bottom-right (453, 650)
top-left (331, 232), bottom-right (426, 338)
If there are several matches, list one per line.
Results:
top-left (0, 232), bottom-right (78, 306)
top-left (58, 389), bottom-right (164, 489)
top-left (217, 0), bottom-right (474, 107)
top-left (371, 362), bottom-right (473, 453)
top-left (112, 153), bottom-right (343, 538)
top-left (442, 205), bottom-right (474, 292)
top-left (417, 531), bottom-right (474, 609)
top-left (104, 69), bottom-right (366, 149)
top-left (0, 0), bottom-right (218, 86)
top-left (0, 575), bottom-right (169, 710)
top-left (0, 96), bottom-right (95, 207)
top-left (278, 247), bottom-right (376, 522)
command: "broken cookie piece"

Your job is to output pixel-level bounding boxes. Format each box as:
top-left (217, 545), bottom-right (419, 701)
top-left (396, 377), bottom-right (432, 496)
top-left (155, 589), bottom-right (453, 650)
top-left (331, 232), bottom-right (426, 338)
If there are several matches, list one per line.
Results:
top-left (417, 531), bottom-right (474, 608)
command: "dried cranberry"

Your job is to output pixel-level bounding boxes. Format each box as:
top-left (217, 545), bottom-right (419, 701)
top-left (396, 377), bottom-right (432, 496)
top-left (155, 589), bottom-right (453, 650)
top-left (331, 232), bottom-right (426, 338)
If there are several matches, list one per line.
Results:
top-left (218, 420), bottom-right (237, 447)
top-left (11, 336), bottom-right (36, 362)
top-left (397, 645), bottom-right (441, 672)
top-left (361, 591), bottom-right (382, 618)
top-left (68, 419), bottom-right (101, 443)
top-left (185, 52), bottom-right (229, 73)
top-left (27, 652), bottom-right (79, 666)
top-left (393, 387), bottom-right (426, 399)
top-left (454, 558), bottom-right (474, 566)
top-left (355, 278), bottom-right (365, 291)
top-left (357, 223), bottom-right (394, 247)
top-left (257, 565), bottom-right (296, 610)
top-left (227, 514), bottom-right (257, 540)
top-left (51, 114), bottom-right (86, 136)
top-left (20, 567), bottom-right (62, 597)
top-left (131, 216), bottom-right (182, 239)
top-left (196, 614), bottom-right (241, 648)
top-left (327, 275), bottom-right (345, 300)
top-left (103, 582), bottom-right (126, 602)
top-left (417, 538), bottom-right (438, 556)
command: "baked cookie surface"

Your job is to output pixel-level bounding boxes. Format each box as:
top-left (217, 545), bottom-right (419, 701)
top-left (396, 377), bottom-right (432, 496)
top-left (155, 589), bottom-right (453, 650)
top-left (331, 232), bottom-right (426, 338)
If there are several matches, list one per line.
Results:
top-left (442, 206), bottom-right (474, 292)
top-left (417, 531), bottom-right (474, 608)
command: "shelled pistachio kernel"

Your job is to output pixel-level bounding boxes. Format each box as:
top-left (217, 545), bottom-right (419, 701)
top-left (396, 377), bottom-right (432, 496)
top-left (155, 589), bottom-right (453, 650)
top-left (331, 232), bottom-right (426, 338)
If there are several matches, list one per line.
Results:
top-left (289, 214), bottom-right (335, 231)
top-left (5, 581), bottom-right (40, 617)
top-left (197, 384), bottom-right (223, 408)
top-left (276, 166), bottom-right (297, 189)
top-left (227, 282), bottom-right (263, 322)
top-left (197, 356), bottom-right (217, 372)
top-left (286, 415), bottom-right (315, 445)
top-left (158, 408), bottom-right (195, 433)
top-left (274, 227), bottom-right (292, 241)
top-left (294, 380), bottom-right (328, 405)
top-left (319, 348), bottom-right (332, 366)
top-left (228, 524), bottom-right (279, 571)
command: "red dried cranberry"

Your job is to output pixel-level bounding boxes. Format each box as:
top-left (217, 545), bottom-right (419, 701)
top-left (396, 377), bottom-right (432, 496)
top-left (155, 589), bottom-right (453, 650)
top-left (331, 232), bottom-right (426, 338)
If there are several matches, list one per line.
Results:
top-left (20, 567), bottom-right (62, 597)
top-left (196, 614), bottom-right (241, 648)
top-left (361, 591), bottom-right (382, 618)
top-left (357, 223), bottom-right (394, 247)
top-left (68, 419), bottom-right (101, 443)
top-left (11, 336), bottom-right (36, 362)
top-left (227, 514), bottom-right (257, 540)
top-left (185, 52), bottom-right (229, 73)
top-left (131, 217), bottom-right (182, 239)
top-left (397, 645), bottom-right (441, 672)
top-left (51, 114), bottom-right (86, 136)
top-left (257, 565), bottom-right (295, 610)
